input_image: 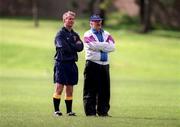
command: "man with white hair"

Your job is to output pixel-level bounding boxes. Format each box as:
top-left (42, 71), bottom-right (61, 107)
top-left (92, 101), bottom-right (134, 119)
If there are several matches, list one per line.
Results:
top-left (52, 11), bottom-right (83, 116)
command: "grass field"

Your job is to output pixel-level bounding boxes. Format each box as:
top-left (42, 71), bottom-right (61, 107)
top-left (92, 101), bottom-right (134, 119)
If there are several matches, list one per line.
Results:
top-left (0, 18), bottom-right (180, 127)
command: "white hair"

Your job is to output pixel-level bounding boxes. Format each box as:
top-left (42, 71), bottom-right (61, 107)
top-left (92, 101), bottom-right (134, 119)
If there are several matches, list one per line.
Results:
top-left (62, 11), bottom-right (76, 21)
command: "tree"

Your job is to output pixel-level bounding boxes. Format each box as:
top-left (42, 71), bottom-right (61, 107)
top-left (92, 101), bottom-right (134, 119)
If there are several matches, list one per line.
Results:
top-left (87, 0), bottom-right (96, 15)
top-left (139, 0), bottom-right (152, 33)
top-left (87, 0), bottom-right (111, 26)
top-left (32, 0), bottom-right (39, 27)
top-left (99, 0), bottom-right (111, 25)
top-left (68, 0), bottom-right (79, 12)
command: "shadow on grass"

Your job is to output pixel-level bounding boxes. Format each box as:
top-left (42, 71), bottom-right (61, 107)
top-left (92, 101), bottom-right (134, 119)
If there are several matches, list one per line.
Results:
top-left (52, 115), bottom-right (179, 121)
top-left (148, 30), bottom-right (180, 39)
top-left (115, 78), bottom-right (180, 85)
top-left (112, 116), bottom-right (179, 121)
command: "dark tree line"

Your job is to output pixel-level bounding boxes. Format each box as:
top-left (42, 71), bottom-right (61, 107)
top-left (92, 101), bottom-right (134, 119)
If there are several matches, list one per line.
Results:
top-left (138, 0), bottom-right (177, 33)
top-left (1, 0), bottom-right (178, 30)
top-left (87, 0), bottom-right (152, 32)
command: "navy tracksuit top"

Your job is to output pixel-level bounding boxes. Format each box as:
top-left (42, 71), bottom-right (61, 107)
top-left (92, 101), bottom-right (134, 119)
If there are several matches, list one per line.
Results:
top-left (54, 27), bottom-right (83, 62)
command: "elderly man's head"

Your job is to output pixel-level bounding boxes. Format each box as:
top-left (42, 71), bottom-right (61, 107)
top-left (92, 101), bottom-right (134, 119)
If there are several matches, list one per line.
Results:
top-left (90, 14), bottom-right (103, 31)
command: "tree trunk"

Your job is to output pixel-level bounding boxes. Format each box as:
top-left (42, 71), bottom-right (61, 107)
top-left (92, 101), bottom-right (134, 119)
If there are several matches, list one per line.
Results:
top-left (88, 0), bottom-right (95, 15)
top-left (140, 0), bottom-right (145, 24)
top-left (32, 0), bottom-right (39, 27)
top-left (140, 0), bottom-right (152, 33)
top-left (99, 0), bottom-right (106, 26)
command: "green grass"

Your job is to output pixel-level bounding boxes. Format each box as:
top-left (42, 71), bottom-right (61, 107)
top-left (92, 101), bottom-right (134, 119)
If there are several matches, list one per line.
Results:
top-left (0, 18), bottom-right (180, 127)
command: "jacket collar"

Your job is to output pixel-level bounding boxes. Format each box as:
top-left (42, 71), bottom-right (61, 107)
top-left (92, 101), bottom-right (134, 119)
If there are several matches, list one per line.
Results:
top-left (62, 27), bottom-right (74, 33)
top-left (91, 28), bottom-right (103, 34)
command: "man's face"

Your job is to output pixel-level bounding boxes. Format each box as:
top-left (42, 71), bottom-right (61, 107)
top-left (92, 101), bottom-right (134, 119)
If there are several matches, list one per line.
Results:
top-left (64, 15), bottom-right (75, 28)
top-left (90, 20), bottom-right (102, 30)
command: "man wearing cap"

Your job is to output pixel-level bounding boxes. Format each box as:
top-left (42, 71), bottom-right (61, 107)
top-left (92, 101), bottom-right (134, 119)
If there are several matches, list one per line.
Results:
top-left (83, 14), bottom-right (115, 116)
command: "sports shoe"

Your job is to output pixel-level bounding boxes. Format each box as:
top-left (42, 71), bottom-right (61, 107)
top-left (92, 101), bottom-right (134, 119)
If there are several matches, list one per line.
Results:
top-left (67, 112), bottom-right (76, 116)
top-left (54, 111), bottom-right (63, 116)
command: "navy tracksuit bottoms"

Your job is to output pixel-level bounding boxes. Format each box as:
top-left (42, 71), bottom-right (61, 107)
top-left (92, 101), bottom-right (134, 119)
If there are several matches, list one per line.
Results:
top-left (83, 60), bottom-right (110, 116)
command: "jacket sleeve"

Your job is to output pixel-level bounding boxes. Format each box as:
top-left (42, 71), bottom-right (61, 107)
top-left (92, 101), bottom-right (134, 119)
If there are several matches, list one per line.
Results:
top-left (99, 41), bottom-right (115, 52)
top-left (84, 36), bottom-right (104, 51)
top-left (70, 34), bottom-right (84, 52)
top-left (98, 34), bottom-right (115, 52)
top-left (55, 34), bottom-right (62, 48)
top-left (55, 34), bottom-right (73, 53)
top-left (84, 35), bottom-right (115, 52)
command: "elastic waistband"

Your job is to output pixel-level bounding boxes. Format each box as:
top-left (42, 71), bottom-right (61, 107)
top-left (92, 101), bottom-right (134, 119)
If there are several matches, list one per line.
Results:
top-left (86, 60), bottom-right (109, 66)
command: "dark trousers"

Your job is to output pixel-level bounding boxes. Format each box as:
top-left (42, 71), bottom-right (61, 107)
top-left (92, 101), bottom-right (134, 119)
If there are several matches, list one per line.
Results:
top-left (83, 60), bottom-right (110, 116)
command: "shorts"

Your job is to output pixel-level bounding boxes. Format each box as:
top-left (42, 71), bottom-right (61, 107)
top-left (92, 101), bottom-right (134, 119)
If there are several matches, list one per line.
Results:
top-left (53, 61), bottom-right (78, 85)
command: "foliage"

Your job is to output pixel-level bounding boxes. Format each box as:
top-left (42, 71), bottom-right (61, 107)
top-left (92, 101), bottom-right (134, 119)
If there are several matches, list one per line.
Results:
top-left (159, 0), bottom-right (176, 6)
top-left (99, 0), bottom-right (112, 10)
